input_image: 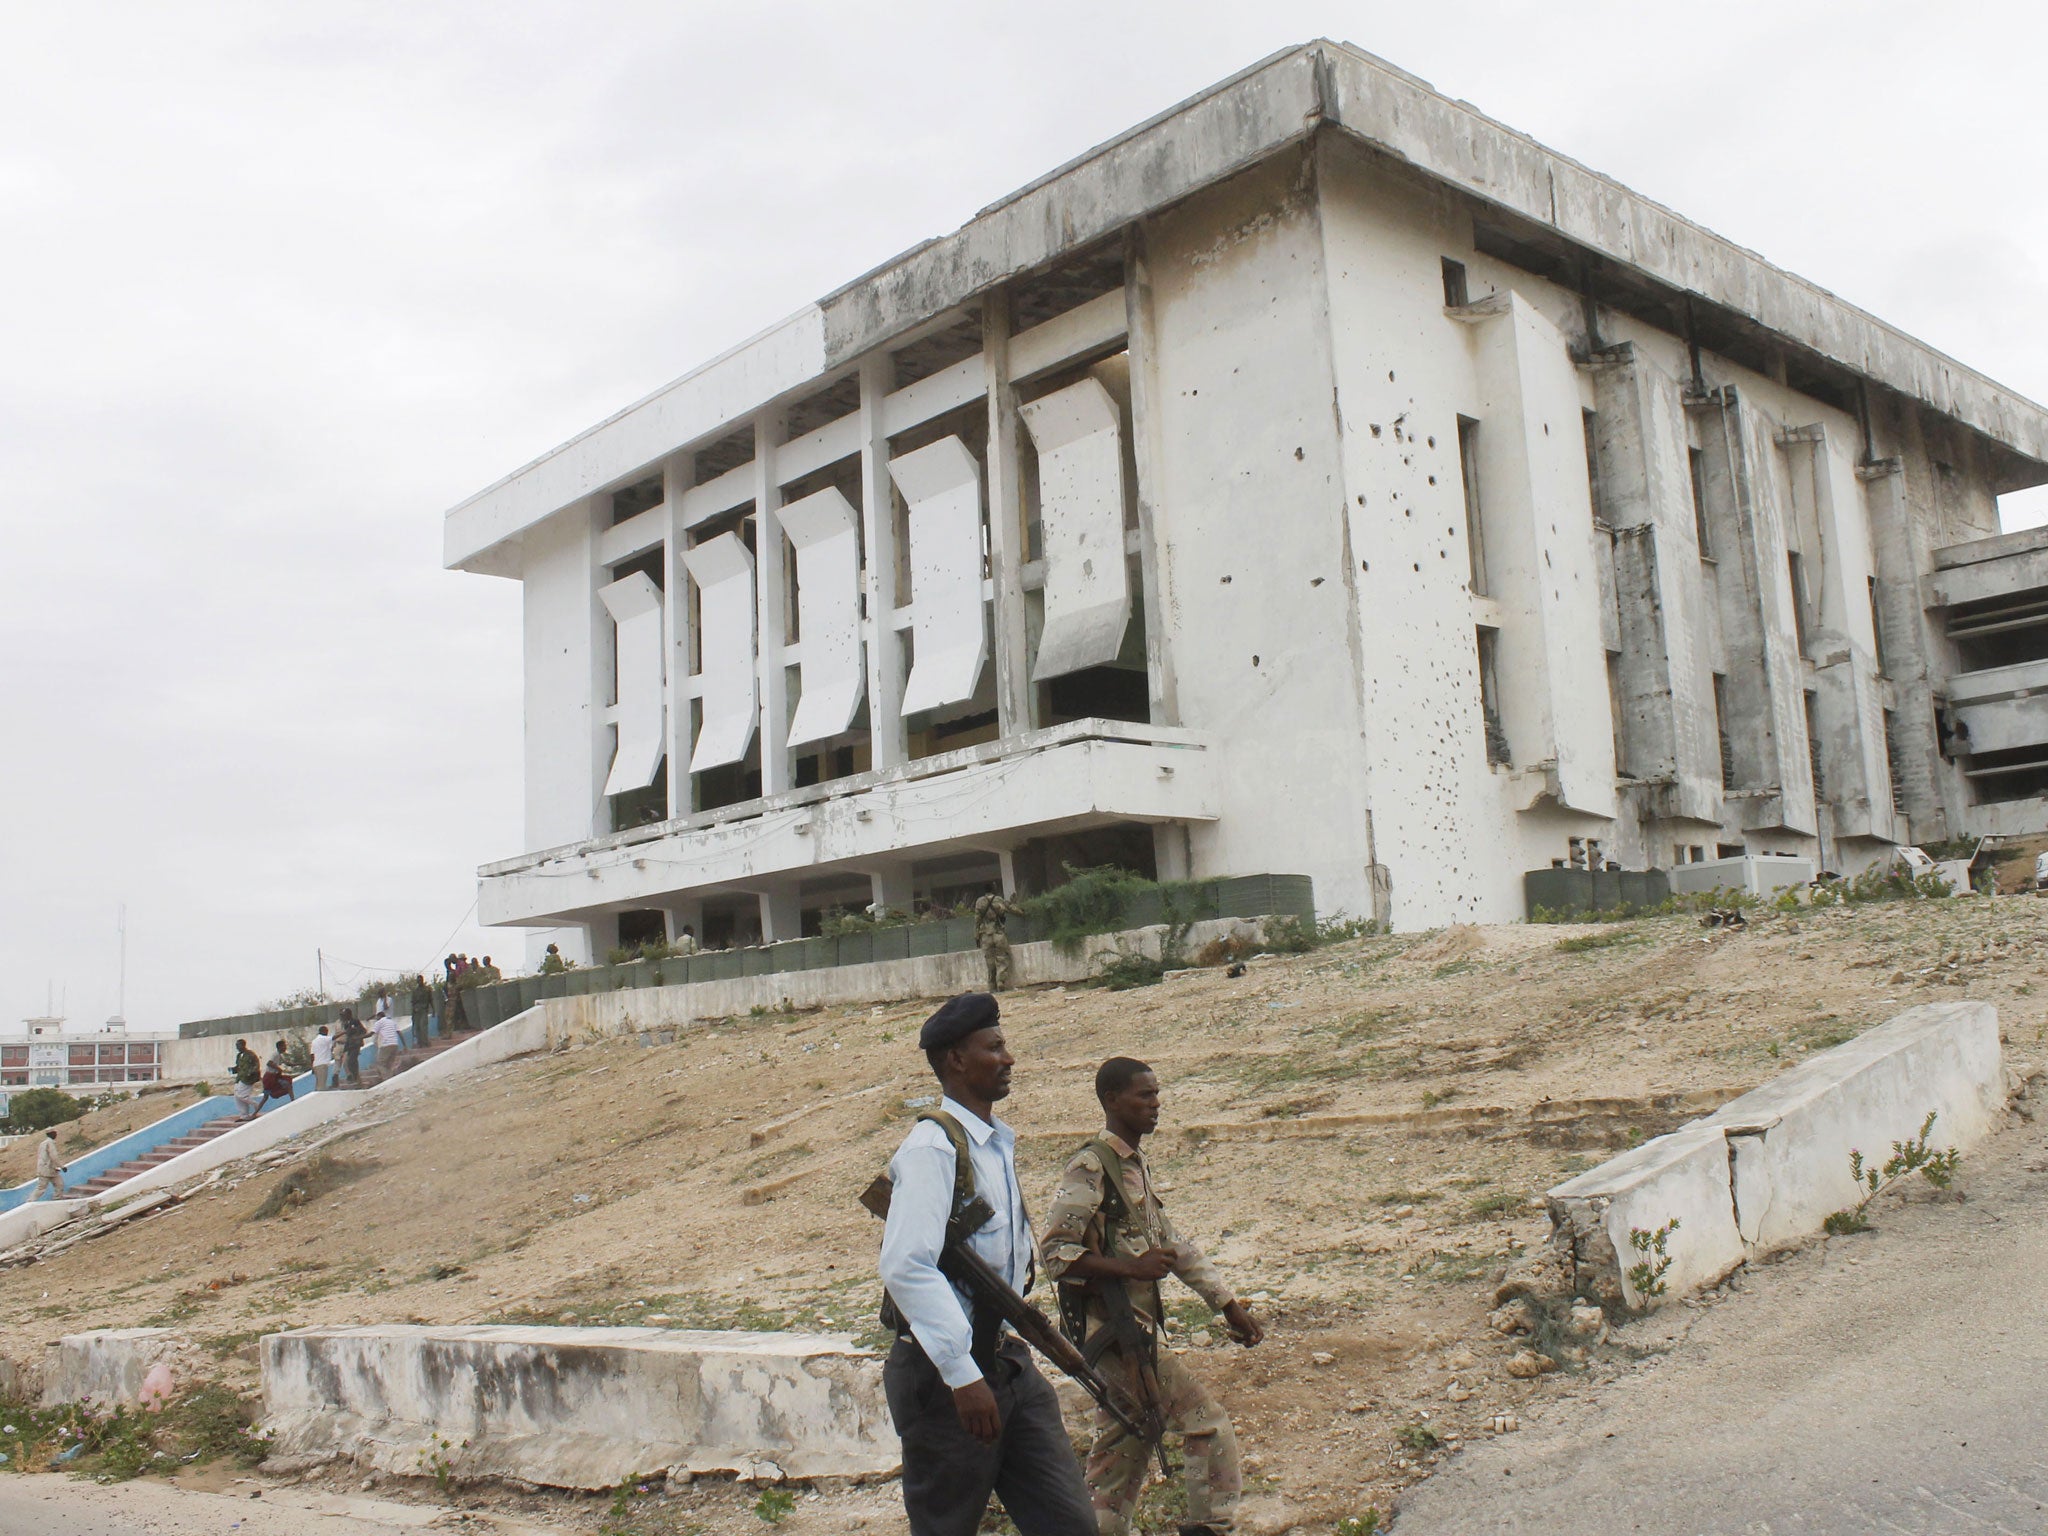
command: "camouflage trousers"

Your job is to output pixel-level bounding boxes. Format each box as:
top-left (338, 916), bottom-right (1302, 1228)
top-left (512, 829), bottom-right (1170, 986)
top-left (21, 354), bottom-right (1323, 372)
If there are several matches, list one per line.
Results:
top-left (1087, 1345), bottom-right (1240, 1535)
top-left (980, 935), bottom-right (1012, 991)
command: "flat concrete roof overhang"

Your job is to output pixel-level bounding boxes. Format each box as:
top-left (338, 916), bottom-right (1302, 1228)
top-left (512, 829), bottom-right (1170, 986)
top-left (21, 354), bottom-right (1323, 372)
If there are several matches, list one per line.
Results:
top-left (447, 40), bottom-right (2048, 576)
top-left (477, 722), bottom-right (1215, 926)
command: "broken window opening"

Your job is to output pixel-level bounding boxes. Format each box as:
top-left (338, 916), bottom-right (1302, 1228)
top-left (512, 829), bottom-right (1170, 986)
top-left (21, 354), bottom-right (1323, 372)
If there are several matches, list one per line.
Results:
top-left (1787, 551), bottom-right (1811, 654)
top-left (1606, 650), bottom-right (1627, 776)
top-left (1459, 417), bottom-right (1488, 595)
top-left (608, 762), bottom-right (668, 833)
top-left (1688, 446), bottom-right (1713, 558)
top-left (1804, 690), bottom-right (1825, 800)
top-left (616, 909), bottom-right (667, 951)
top-left (1582, 409), bottom-right (1603, 525)
top-left (1441, 257), bottom-right (1469, 308)
top-left (1044, 666), bottom-right (1148, 728)
top-left (1477, 626), bottom-right (1510, 767)
top-left (1713, 673), bottom-right (1735, 789)
top-left (1883, 708), bottom-right (1907, 815)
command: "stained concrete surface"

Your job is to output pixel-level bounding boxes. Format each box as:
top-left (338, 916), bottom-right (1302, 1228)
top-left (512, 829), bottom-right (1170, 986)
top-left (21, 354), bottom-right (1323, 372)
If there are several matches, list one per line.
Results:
top-left (1397, 1114), bottom-right (2048, 1534)
top-left (0, 1474), bottom-right (551, 1535)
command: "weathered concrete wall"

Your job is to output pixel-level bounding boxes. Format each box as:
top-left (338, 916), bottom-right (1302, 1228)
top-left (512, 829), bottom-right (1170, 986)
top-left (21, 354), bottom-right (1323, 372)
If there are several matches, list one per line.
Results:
top-left (1551, 1001), bottom-right (2002, 1307)
top-left (41, 1329), bottom-right (192, 1409)
top-left (539, 918), bottom-right (1261, 1046)
top-left (262, 1326), bottom-right (897, 1487)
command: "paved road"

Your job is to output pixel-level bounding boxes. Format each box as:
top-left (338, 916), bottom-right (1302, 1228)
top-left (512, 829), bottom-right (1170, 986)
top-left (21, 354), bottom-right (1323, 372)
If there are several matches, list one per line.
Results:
top-left (1397, 1116), bottom-right (2048, 1535)
top-left (0, 1474), bottom-right (550, 1536)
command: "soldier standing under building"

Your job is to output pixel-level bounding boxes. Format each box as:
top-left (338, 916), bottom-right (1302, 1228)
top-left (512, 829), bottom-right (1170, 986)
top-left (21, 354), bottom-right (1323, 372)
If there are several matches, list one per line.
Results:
top-left (1040, 1057), bottom-right (1264, 1536)
top-left (972, 890), bottom-right (1019, 991)
top-left (876, 992), bottom-right (1096, 1536)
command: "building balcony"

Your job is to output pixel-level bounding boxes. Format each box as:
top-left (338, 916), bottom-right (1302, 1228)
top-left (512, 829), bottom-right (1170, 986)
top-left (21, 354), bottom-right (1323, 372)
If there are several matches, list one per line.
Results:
top-left (477, 719), bottom-right (1215, 927)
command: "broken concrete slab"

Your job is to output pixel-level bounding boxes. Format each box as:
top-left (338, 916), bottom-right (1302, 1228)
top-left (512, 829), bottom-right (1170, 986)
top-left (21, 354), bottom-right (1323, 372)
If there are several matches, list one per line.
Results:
top-left (1549, 1001), bottom-right (2003, 1307)
top-left (1549, 1124), bottom-right (1746, 1310)
top-left (261, 1325), bottom-right (896, 1489)
top-left (1697, 1000), bottom-right (2002, 1249)
top-left (42, 1328), bottom-right (194, 1408)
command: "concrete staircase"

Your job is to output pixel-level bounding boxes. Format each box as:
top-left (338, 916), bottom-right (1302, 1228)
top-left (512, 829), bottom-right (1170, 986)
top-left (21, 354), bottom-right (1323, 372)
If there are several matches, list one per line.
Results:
top-left (71, 1118), bottom-right (243, 1198)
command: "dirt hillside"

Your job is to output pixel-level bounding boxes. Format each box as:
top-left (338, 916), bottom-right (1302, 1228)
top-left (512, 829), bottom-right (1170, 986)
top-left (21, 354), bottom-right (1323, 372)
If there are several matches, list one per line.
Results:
top-left (3, 893), bottom-right (2042, 1533)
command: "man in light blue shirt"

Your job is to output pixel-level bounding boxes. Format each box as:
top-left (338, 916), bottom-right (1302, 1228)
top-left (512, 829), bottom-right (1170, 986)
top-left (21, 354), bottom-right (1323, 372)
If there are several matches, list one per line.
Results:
top-left (877, 992), bottom-right (1094, 1536)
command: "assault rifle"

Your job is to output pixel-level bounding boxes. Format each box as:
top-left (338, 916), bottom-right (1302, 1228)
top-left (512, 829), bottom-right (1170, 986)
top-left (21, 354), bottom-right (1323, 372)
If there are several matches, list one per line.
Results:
top-left (859, 1175), bottom-right (1162, 1446)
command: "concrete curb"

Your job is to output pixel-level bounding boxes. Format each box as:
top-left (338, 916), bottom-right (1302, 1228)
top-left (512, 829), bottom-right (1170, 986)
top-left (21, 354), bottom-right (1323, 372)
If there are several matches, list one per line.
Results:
top-left (261, 1325), bottom-right (898, 1488)
top-left (1549, 1001), bottom-right (2003, 1307)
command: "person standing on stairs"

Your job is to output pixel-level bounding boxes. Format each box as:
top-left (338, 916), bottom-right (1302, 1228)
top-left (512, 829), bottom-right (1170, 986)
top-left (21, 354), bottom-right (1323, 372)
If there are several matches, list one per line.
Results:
top-left (373, 1006), bottom-right (403, 1079)
top-left (231, 1039), bottom-right (262, 1120)
top-left (30, 1129), bottom-right (66, 1201)
top-left (309, 1024), bottom-right (334, 1091)
top-left (409, 974), bottom-right (432, 1049)
top-left (339, 1010), bottom-right (366, 1086)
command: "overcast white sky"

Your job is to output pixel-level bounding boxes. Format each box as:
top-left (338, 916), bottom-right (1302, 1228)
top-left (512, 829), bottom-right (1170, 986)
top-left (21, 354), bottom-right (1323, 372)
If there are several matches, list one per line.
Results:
top-left (4, 1), bottom-right (2046, 1029)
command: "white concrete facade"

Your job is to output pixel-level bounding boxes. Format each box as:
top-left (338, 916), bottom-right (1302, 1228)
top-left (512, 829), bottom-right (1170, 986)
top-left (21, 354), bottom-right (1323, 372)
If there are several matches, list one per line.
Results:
top-left (448, 42), bottom-right (2048, 957)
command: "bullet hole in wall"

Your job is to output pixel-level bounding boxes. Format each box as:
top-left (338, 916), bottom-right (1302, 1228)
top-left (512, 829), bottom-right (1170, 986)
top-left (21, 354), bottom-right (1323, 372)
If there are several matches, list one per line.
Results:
top-left (1412, 562), bottom-right (1420, 572)
top-left (1427, 436), bottom-right (1437, 449)
top-left (1357, 494), bottom-right (1366, 506)
top-left (1252, 655), bottom-right (1261, 667)
top-left (1294, 446), bottom-right (1304, 460)
top-left (1388, 370), bottom-right (1396, 382)
top-left (1428, 475), bottom-right (1437, 486)
top-left (1310, 577), bottom-right (1324, 587)
top-left (1543, 422), bottom-right (1550, 435)
top-left (1371, 424), bottom-right (1382, 438)
top-left (1220, 575), bottom-right (1232, 584)
top-left (1362, 561), bottom-right (1370, 571)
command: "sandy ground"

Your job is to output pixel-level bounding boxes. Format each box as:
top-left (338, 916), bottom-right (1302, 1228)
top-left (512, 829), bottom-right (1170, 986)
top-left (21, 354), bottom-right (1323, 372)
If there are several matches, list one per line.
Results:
top-left (1, 893), bottom-right (2043, 1532)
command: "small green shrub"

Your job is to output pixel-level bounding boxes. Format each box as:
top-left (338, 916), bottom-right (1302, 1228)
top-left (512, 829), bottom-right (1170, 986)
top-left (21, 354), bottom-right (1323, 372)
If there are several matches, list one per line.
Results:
top-left (753, 1486), bottom-right (797, 1524)
top-left (1262, 911), bottom-right (1376, 953)
top-left (1626, 1218), bottom-right (1680, 1303)
top-left (1394, 1421), bottom-right (1442, 1454)
top-left (1337, 1512), bottom-right (1384, 1535)
top-left (1827, 1111), bottom-right (1961, 1233)
top-left (1554, 926), bottom-right (1639, 954)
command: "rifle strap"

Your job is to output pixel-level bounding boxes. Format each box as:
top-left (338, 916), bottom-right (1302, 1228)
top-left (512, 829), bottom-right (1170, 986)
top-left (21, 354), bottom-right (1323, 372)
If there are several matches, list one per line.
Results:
top-left (1062, 1137), bottom-right (1164, 1361)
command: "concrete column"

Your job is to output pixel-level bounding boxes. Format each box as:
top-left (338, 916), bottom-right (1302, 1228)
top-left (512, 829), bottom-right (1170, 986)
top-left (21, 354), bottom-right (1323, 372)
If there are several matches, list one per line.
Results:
top-left (754, 412), bottom-right (791, 794)
top-left (1590, 344), bottom-right (1721, 824)
top-left (587, 498), bottom-right (616, 835)
top-left (663, 452), bottom-right (697, 817)
top-left (1123, 228), bottom-right (1180, 727)
top-left (866, 867), bottom-right (915, 915)
top-left (996, 849), bottom-right (1018, 898)
top-left (758, 889), bottom-right (802, 944)
top-left (1151, 822), bottom-right (1191, 882)
top-left (1861, 457), bottom-right (1950, 837)
top-left (859, 356), bottom-right (909, 769)
top-left (982, 293), bottom-right (1035, 738)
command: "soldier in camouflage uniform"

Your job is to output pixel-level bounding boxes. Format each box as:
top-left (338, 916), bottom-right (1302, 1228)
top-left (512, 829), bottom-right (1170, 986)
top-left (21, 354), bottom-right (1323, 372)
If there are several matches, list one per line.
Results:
top-left (973, 890), bottom-right (1019, 991)
top-left (1039, 1058), bottom-right (1264, 1536)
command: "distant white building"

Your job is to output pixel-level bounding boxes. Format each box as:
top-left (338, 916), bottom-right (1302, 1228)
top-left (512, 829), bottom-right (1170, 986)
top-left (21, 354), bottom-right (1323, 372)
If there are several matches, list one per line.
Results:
top-left (447, 41), bottom-right (2048, 963)
top-left (3, 1015), bottom-right (165, 1091)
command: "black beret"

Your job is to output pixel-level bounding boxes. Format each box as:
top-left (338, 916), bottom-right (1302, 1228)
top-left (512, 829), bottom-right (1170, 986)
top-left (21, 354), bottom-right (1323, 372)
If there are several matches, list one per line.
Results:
top-left (918, 992), bottom-right (1000, 1053)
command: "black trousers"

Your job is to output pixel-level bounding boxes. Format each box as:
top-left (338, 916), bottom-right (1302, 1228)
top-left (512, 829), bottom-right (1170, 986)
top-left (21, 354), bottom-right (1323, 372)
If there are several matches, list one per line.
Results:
top-left (885, 1335), bottom-right (1096, 1536)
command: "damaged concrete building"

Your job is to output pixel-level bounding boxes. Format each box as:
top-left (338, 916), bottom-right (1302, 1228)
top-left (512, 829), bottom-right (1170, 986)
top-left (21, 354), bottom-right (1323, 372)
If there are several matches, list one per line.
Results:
top-left (446, 40), bottom-right (2048, 958)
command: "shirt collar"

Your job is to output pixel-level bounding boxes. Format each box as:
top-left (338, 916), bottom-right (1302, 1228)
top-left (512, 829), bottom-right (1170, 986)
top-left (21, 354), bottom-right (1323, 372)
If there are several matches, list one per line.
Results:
top-left (939, 1096), bottom-right (1004, 1145)
top-left (1100, 1131), bottom-right (1141, 1159)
